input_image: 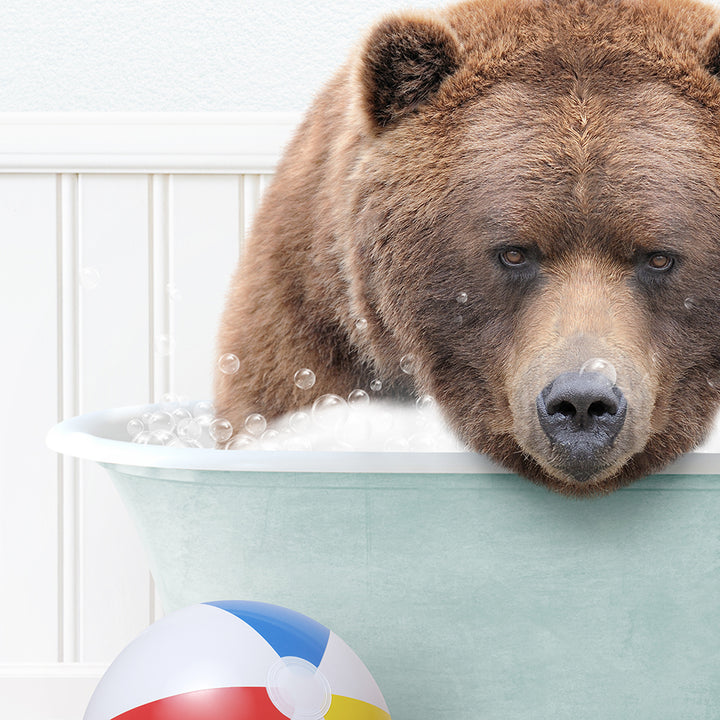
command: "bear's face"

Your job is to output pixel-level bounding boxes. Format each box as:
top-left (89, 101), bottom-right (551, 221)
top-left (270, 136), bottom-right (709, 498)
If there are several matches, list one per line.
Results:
top-left (346, 0), bottom-right (720, 495)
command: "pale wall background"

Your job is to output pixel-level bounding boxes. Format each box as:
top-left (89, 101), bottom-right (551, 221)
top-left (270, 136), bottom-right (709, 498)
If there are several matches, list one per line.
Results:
top-left (0, 0), bottom-right (437, 112)
top-left (4, 1), bottom-right (720, 718)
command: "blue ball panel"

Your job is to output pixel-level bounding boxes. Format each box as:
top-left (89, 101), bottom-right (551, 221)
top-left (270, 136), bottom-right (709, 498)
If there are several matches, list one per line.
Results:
top-left (205, 601), bottom-right (331, 667)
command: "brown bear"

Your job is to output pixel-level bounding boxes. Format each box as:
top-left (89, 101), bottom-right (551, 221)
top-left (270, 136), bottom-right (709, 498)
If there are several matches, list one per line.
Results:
top-left (215, 0), bottom-right (720, 496)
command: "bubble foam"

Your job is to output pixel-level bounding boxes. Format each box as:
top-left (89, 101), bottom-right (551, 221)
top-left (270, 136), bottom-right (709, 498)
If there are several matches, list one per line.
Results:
top-left (125, 392), bottom-right (465, 453)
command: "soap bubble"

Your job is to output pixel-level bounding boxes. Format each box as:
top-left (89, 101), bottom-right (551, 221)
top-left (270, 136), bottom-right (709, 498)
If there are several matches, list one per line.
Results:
top-left (707, 372), bottom-right (720, 390)
top-left (225, 434), bottom-right (255, 450)
top-left (79, 266), bottom-right (101, 290)
top-left (245, 413), bottom-right (267, 436)
top-left (218, 353), bottom-right (240, 375)
top-left (171, 407), bottom-right (192, 424)
top-left (370, 379), bottom-right (383, 392)
top-left (159, 392), bottom-right (178, 407)
top-left (400, 354), bottom-right (417, 375)
top-left (126, 417), bottom-right (144, 439)
top-left (294, 368), bottom-right (316, 390)
top-left (180, 438), bottom-right (203, 449)
top-left (355, 317), bottom-right (368, 332)
top-left (416, 394), bottom-right (436, 411)
top-left (452, 314), bottom-right (463, 326)
top-left (197, 432), bottom-right (217, 449)
top-left (579, 357), bottom-right (617, 385)
top-left (312, 394), bottom-right (349, 429)
top-left (348, 388), bottom-right (370, 407)
top-left (312, 394), bottom-right (346, 413)
top-left (289, 411), bottom-right (312, 433)
top-left (177, 417), bottom-right (202, 440)
top-left (132, 431), bottom-right (152, 445)
top-left (209, 417), bottom-right (233, 443)
top-left (148, 411), bottom-right (175, 433)
top-left (456, 291), bottom-right (468, 304)
top-left (193, 401), bottom-right (215, 424)
top-left (154, 334), bottom-right (175, 357)
top-left (259, 429), bottom-right (282, 450)
top-left (684, 296), bottom-right (699, 311)
top-left (147, 430), bottom-right (174, 446)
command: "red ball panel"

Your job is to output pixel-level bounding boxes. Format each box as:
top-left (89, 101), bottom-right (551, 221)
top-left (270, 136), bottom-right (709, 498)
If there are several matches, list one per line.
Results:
top-left (112, 686), bottom-right (288, 720)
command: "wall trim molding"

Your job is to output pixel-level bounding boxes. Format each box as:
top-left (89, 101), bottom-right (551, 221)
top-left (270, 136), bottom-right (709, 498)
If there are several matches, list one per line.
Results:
top-left (0, 112), bottom-right (302, 173)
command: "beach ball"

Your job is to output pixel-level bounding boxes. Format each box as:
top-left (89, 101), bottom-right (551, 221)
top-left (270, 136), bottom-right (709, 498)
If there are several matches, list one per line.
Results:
top-left (84, 600), bottom-right (391, 720)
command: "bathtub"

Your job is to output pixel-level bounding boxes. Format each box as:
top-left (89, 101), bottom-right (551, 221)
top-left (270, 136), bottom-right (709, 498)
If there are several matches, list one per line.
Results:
top-left (47, 403), bottom-right (720, 719)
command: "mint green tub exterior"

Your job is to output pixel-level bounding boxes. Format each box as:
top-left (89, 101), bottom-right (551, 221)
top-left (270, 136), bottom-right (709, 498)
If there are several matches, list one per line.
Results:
top-left (48, 405), bottom-right (720, 719)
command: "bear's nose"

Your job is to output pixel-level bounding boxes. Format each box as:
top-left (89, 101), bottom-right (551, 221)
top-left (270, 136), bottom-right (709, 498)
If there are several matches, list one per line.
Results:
top-left (536, 371), bottom-right (627, 481)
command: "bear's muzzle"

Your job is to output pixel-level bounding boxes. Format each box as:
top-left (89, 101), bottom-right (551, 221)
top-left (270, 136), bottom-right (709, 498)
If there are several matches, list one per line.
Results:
top-left (536, 371), bottom-right (628, 481)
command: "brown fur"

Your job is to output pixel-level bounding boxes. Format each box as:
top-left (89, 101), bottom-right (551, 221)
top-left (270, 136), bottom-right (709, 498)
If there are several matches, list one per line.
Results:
top-left (216, 0), bottom-right (720, 496)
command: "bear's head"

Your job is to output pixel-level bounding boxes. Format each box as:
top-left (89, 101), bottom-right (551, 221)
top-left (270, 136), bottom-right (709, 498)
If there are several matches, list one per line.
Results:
top-left (343, 0), bottom-right (720, 495)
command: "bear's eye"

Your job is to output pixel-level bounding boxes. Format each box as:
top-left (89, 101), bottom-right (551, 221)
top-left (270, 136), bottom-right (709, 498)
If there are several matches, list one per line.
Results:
top-left (646, 253), bottom-right (674, 272)
top-left (500, 248), bottom-right (527, 266)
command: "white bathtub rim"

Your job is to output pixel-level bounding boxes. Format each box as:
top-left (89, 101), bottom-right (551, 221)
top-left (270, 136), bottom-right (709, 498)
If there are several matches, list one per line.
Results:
top-left (46, 403), bottom-right (720, 476)
top-left (45, 403), bottom-right (505, 475)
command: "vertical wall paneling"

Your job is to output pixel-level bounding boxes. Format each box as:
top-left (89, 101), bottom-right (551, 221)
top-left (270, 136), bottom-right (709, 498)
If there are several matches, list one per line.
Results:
top-left (171, 175), bottom-right (243, 401)
top-left (77, 175), bottom-right (153, 662)
top-left (0, 175), bottom-right (60, 663)
top-left (0, 114), bottom-right (293, 718)
top-left (148, 173), bottom-right (172, 623)
top-left (241, 174), bottom-right (263, 240)
top-left (259, 173), bottom-right (274, 196)
top-left (238, 174), bottom-right (246, 253)
top-left (237, 173), bottom-right (272, 258)
top-left (150, 174), bottom-right (173, 401)
top-left (57, 173), bottom-right (81, 663)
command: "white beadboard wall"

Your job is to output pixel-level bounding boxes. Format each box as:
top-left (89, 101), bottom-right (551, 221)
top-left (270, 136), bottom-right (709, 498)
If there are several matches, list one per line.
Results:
top-left (0, 113), bottom-right (300, 720)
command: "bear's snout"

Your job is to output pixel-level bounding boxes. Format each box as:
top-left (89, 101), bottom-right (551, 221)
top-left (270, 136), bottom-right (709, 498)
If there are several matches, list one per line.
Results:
top-left (536, 371), bottom-right (628, 481)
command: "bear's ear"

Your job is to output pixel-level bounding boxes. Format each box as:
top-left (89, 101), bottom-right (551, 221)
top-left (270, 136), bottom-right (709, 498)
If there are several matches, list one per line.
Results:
top-left (357, 13), bottom-right (462, 132)
top-left (702, 20), bottom-right (720, 76)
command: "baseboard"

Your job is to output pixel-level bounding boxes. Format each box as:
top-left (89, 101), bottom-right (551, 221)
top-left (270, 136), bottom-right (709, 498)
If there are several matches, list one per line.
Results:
top-left (0, 112), bottom-right (302, 173)
top-left (0, 664), bottom-right (105, 720)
